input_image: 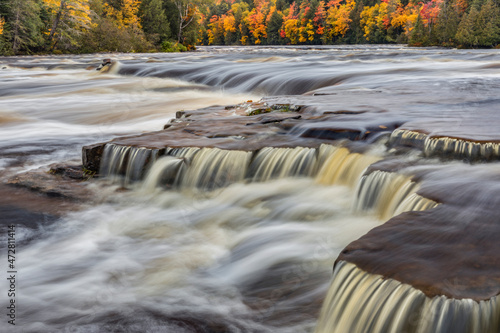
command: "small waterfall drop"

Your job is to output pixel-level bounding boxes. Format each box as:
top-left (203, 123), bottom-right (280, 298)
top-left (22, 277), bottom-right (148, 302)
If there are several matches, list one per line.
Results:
top-left (315, 261), bottom-right (500, 333)
top-left (168, 146), bottom-right (201, 161)
top-left (180, 148), bottom-right (253, 189)
top-left (425, 137), bottom-right (500, 161)
top-left (100, 143), bottom-right (159, 183)
top-left (390, 129), bottom-right (500, 161)
top-left (393, 192), bottom-right (439, 216)
top-left (389, 129), bottom-right (428, 150)
top-left (354, 170), bottom-right (437, 220)
top-left (316, 147), bottom-right (381, 188)
top-left (125, 147), bottom-right (158, 183)
top-left (100, 144), bottom-right (131, 178)
top-left (142, 156), bottom-right (185, 190)
top-left (101, 143), bottom-right (387, 191)
top-left (248, 147), bottom-right (318, 181)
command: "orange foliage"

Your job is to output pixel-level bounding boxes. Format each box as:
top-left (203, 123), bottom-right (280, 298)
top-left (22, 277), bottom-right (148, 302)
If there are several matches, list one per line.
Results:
top-left (199, 0), bottom-right (445, 45)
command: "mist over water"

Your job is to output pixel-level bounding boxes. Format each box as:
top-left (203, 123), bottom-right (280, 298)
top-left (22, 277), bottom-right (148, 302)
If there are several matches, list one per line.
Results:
top-left (2, 45), bottom-right (500, 332)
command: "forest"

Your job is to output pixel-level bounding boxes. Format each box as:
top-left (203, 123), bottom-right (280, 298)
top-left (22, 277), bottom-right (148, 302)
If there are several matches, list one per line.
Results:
top-left (0, 0), bottom-right (499, 55)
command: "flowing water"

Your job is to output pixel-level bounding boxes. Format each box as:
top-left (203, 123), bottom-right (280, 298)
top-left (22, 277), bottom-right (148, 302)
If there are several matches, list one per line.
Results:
top-left (1, 45), bottom-right (500, 332)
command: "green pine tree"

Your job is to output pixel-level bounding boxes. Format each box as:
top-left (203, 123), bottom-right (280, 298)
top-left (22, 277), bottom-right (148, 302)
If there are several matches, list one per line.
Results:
top-left (475, 0), bottom-right (500, 47)
top-left (140, 0), bottom-right (171, 45)
top-left (410, 14), bottom-right (428, 46)
top-left (267, 10), bottom-right (283, 45)
top-left (435, 0), bottom-right (460, 46)
top-left (5, 0), bottom-right (44, 54)
top-left (456, 7), bottom-right (477, 47)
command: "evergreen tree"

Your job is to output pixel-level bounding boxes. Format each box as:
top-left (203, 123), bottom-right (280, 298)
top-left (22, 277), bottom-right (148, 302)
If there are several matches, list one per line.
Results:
top-left (140, 0), bottom-right (171, 44)
top-left (6, 0), bottom-right (44, 54)
top-left (456, 6), bottom-right (477, 47)
top-left (410, 14), bottom-right (428, 46)
top-left (267, 10), bottom-right (283, 45)
top-left (435, 0), bottom-right (460, 46)
top-left (345, 0), bottom-right (365, 44)
top-left (475, 0), bottom-right (500, 47)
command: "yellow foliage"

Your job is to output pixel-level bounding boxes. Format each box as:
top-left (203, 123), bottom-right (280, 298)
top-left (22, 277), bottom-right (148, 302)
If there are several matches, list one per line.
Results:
top-left (223, 15), bottom-right (237, 33)
top-left (299, 20), bottom-right (315, 42)
top-left (43, 0), bottom-right (92, 34)
top-left (103, 0), bottom-right (141, 30)
top-left (122, 0), bottom-right (141, 30)
top-left (0, 17), bottom-right (4, 35)
top-left (326, 0), bottom-right (355, 38)
top-left (360, 2), bottom-right (388, 40)
top-left (284, 18), bottom-right (299, 44)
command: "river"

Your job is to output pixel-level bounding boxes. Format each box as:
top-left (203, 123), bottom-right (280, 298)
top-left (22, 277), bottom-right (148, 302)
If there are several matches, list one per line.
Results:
top-left (1, 45), bottom-right (500, 332)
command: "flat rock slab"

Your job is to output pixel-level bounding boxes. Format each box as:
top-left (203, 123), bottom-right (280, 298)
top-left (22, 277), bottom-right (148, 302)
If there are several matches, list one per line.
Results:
top-left (7, 164), bottom-right (94, 201)
top-left (82, 101), bottom-right (407, 173)
top-left (339, 164), bottom-right (500, 301)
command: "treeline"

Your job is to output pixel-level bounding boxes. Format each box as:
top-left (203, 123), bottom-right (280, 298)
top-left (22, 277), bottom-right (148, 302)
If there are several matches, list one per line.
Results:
top-left (199, 0), bottom-right (500, 48)
top-left (1, 0), bottom-right (499, 54)
top-left (0, 0), bottom-right (204, 55)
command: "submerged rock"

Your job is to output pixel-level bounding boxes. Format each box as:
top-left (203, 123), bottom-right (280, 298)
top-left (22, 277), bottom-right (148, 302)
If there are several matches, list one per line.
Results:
top-left (8, 164), bottom-right (93, 201)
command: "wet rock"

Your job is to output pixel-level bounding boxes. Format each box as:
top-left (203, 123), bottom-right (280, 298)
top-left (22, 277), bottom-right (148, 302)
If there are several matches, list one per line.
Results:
top-left (8, 166), bottom-right (93, 201)
top-left (96, 58), bottom-right (113, 71)
top-left (82, 99), bottom-right (407, 174)
top-left (338, 164), bottom-right (500, 301)
top-left (49, 163), bottom-right (87, 180)
top-left (0, 183), bottom-right (80, 240)
top-left (82, 142), bottom-right (106, 173)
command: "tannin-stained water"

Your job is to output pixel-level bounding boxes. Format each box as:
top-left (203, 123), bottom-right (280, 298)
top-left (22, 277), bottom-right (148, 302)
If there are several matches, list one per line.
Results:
top-left (2, 46), bottom-right (500, 332)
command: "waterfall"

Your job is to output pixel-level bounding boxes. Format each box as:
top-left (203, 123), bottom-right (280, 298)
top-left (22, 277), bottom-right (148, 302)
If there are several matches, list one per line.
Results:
top-left (315, 261), bottom-right (500, 333)
top-left (389, 129), bottom-right (428, 150)
top-left (142, 156), bottom-right (185, 190)
top-left (101, 143), bottom-right (386, 191)
top-left (354, 170), bottom-right (438, 220)
top-left (125, 147), bottom-right (158, 183)
top-left (99, 143), bottom-right (159, 183)
top-left (100, 144), bottom-right (131, 178)
top-left (424, 137), bottom-right (500, 161)
top-left (389, 129), bottom-right (500, 161)
top-left (248, 147), bottom-right (318, 182)
top-left (316, 147), bottom-right (381, 188)
top-left (168, 146), bottom-right (201, 161)
top-left (393, 193), bottom-right (439, 216)
top-left (179, 148), bottom-right (252, 189)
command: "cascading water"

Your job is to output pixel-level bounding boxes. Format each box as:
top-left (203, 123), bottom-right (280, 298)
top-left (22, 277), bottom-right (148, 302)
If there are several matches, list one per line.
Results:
top-left (390, 129), bottom-right (500, 161)
top-left (179, 148), bottom-right (252, 189)
top-left (316, 148), bottom-right (381, 188)
top-left (354, 170), bottom-right (438, 220)
top-left (3, 46), bottom-right (500, 333)
top-left (100, 143), bottom-right (160, 183)
top-left (100, 144), bottom-right (384, 192)
top-left (248, 147), bottom-right (318, 182)
top-left (315, 261), bottom-right (500, 333)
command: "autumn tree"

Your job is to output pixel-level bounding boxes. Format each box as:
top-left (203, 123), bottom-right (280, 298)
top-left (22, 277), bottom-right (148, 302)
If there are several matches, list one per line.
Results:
top-left (0, 17), bottom-right (4, 35)
top-left (325, 0), bottom-right (356, 43)
top-left (43, 0), bottom-right (93, 51)
top-left (171, 0), bottom-right (203, 43)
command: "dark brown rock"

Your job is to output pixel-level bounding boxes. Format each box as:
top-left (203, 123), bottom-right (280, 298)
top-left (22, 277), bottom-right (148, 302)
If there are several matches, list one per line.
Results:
top-left (8, 167), bottom-right (93, 201)
top-left (82, 142), bottom-right (106, 173)
top-left (339, 164), bottom-right (500, 301)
